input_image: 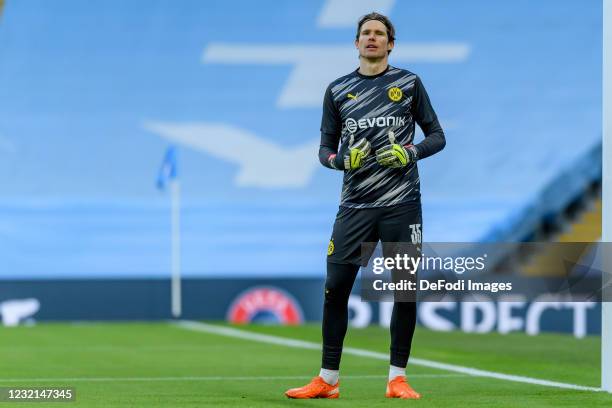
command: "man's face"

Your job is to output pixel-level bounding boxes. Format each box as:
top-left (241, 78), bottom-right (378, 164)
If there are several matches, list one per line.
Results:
top-left (355, 19), bottom-right (393, 60)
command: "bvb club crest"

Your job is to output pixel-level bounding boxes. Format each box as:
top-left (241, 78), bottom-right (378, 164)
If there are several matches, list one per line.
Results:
top-left (388, 87), bottom-right (403, 102)
top-left (327, 239), bottom-right (335, 255)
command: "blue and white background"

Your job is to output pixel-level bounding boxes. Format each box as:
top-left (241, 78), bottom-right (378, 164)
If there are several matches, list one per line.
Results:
top-left (0, 0), bottom-right (601, 283)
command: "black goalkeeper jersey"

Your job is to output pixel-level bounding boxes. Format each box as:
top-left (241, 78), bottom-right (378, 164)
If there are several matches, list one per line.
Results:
top-left (319, 65), bottom-right (445, 208)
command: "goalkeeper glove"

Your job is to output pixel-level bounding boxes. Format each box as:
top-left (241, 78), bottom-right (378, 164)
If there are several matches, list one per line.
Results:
top-left (330, 134), bottom-right (371, 170)
top-left (376, 131), bottom-right (418, 168)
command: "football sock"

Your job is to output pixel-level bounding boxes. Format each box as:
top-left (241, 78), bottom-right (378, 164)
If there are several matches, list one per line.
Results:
top-left (319, 368), bottom-right (339, 385)
top-left (389, 365), bottom-right (406, 381)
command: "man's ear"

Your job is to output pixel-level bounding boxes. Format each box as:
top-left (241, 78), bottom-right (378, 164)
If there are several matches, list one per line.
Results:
top-left (388, 40), bottom-right (395, 52)
top-left (355, 39), bottom-right (359, 50)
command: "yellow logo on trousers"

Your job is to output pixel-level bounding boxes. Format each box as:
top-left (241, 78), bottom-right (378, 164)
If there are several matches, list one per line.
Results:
top-left (327, 239), bottom-right (335, 255)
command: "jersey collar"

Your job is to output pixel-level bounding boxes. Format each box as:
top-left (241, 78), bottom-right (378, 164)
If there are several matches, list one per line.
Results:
top-left (355, 65), bottom-right (391, 79)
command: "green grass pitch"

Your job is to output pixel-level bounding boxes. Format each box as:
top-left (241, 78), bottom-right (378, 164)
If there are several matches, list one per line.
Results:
top-left (0, 322), bottom-right (611, 407)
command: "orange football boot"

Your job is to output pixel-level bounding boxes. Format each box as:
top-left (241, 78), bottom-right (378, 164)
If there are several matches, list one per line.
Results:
top-left (385, 376), bottom-right (421, 399)
top-left (285, 376), bottom-right (339, 399)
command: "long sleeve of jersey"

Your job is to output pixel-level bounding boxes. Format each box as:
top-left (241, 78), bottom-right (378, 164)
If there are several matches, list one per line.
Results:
top-left (318, 84), bottom-right (343, 170)
top-left (410, 76), bottom-right (446, 159)
top-left (319, 132), bottom-right (341, 169)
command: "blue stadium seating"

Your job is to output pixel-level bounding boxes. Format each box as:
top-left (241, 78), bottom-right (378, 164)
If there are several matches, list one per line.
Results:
top-left (0, 0), bottom-right (601, 278)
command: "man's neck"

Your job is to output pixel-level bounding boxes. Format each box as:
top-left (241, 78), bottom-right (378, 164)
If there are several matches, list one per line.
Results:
top-left (358, 57), bottom-right (389, 76)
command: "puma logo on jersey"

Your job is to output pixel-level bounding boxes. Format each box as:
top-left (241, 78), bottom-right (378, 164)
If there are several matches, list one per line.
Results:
top-left (347, 93), bottom-right (358, 100)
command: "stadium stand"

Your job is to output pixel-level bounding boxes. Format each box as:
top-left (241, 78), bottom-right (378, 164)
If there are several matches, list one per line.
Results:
top-left (0, 0), bottom-right (601, 280)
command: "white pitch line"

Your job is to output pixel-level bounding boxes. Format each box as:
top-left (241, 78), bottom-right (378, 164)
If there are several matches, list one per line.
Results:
top-left (173, 320), bottom-right (603, 393)
top-left (0, 374), bottom-right (466, 383)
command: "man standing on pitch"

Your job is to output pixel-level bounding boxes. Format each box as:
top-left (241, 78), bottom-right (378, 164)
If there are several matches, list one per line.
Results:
top-left (285, 12), bottom-right (445, 400)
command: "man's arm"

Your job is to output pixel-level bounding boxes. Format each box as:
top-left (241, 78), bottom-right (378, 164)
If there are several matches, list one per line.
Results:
top-left (318, 84), bottom-right (343, 170)
top-left (319, 131), bottom-right (342, 169)
top-left (409, 76), bottom-right (446, 160)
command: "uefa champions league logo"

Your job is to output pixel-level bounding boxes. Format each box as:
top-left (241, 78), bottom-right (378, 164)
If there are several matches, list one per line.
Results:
top-left (226, 287), bottom-right (304, 325)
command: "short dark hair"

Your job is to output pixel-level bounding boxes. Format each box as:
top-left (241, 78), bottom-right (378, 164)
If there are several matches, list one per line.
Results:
top-left (355, 12), bottom-right (396, 43)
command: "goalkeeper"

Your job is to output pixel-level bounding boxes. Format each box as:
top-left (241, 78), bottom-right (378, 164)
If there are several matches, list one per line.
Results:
top-left (285, 12), bottom-right (445, 400)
